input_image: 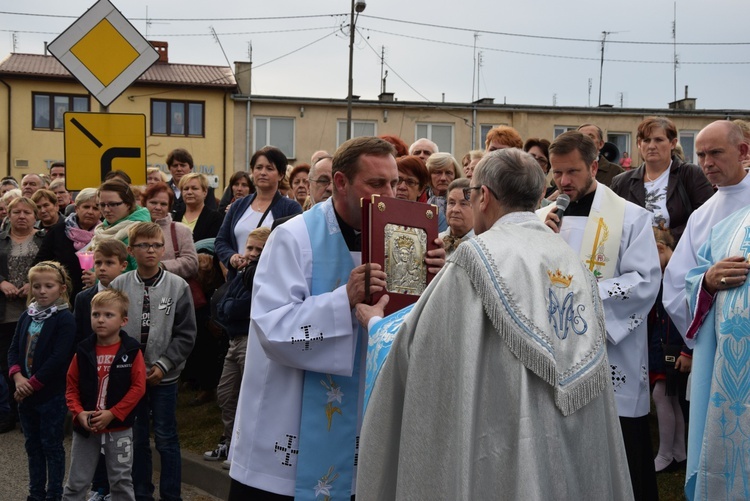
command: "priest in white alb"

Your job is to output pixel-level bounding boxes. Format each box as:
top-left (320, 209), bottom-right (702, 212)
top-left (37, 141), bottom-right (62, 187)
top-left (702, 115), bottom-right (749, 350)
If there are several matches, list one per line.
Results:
top-left (227, 137), bottom-right (445, 501)
top-left (663, 120), bottom-right (750, 342)
top-left (682, 204), bottom-right (750, 500)
top-left (356, 148), bottom-right (633, 500)
top-left (540, 131), bottom-right (661, 501)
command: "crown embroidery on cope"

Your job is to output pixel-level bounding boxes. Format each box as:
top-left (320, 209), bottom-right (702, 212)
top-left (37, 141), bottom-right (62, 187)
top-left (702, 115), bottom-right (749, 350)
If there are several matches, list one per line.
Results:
top-left (547, 269), bottom-right (573, 288)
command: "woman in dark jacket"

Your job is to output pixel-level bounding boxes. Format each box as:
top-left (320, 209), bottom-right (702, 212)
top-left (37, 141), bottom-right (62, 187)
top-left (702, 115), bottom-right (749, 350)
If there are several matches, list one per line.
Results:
top-left (610, 116), bottom-right (714, 243)
top-left (215, 146), bottom-right (301, 280)
top-left (33, 188), bottom-right (101, 304)
top-left (172, 173), bottom-right (225, 243)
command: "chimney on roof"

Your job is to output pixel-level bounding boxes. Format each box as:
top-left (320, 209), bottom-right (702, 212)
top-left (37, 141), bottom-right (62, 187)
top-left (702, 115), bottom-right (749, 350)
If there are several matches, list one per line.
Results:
top-left (668, 85), bottom-right (696, 111)
top-left (150, 41), bottom-right (169, 64)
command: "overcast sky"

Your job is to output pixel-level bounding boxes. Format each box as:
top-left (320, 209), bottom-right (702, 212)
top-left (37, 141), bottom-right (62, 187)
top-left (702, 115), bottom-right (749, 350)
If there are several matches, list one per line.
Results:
top-left (2, 0), bottom-right (749, 110)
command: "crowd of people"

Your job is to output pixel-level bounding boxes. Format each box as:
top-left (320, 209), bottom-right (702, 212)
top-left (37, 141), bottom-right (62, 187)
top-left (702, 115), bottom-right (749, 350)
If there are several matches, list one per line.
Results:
top-left (0, 116), bottom-right (748, 501)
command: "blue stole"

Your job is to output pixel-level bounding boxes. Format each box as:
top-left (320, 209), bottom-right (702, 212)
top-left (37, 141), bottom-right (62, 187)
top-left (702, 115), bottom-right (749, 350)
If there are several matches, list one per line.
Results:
top-left (295, 202), bottom-right (361, 501)
top-left (684, 207), bottom-right (750, 501)
top-left (364, 304), bottom-right (414, 413)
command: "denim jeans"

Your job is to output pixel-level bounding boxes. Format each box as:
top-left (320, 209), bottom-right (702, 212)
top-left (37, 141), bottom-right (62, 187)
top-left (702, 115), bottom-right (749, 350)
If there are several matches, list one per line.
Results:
top-left (132, 382), bottom-right (181, 501)
top-left (18, 393), bottom-right (67, 501)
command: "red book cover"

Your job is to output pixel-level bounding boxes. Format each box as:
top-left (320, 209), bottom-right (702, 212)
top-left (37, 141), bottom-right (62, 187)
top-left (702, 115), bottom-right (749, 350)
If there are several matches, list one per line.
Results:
top-left (361, 195), bottom-right (439, 315)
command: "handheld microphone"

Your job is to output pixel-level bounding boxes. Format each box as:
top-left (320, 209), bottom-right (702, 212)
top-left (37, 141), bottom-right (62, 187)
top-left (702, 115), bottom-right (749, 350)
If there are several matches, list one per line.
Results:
top-left (554, 194), bottom-right (571, 226)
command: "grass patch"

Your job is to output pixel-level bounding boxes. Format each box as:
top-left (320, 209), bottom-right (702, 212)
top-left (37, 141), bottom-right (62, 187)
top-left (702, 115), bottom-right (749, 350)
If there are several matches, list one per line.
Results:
top-left (176, 387), bottom-right (224, 455)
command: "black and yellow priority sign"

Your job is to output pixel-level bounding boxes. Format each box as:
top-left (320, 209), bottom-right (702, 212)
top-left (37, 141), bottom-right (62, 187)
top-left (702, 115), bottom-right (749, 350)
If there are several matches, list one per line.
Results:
top-left (64, 112), bottom-right (147, 190)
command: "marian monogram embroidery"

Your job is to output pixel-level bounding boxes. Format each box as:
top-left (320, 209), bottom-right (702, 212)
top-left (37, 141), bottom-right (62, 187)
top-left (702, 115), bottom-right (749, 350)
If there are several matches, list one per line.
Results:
top-left (546, 269), bottom-right (588, 340)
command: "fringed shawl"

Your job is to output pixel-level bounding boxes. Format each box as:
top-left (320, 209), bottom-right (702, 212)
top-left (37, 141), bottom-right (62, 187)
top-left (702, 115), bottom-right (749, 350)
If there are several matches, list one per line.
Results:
top-left (451, 212), bottom-right (609, 416)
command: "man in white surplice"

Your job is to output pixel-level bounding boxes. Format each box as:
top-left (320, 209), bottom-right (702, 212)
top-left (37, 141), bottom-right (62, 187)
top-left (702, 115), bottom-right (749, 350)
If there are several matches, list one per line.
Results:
top-left (356, 149), bottom-right (633, 500)
top-left (663, 120), bottom-right (749, 342)
top-left (227, 137), bottom-right (445, 500)
top-left (540, 131), bottom-right (661, 501)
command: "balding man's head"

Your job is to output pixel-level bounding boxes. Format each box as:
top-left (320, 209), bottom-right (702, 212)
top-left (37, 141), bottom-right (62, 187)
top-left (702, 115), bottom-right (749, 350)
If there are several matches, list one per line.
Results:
top-left (21, 174), bottom-right (42, 198)
top-left (695, 120), bottom-right (749, 187)
top-left (409, 138), bottom-right (438, 163)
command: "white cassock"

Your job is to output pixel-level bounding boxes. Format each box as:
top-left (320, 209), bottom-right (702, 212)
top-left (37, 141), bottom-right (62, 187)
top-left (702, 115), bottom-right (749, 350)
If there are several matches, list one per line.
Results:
top-left (544, 184), bottom-right (661, 418)
top-left (228, 206), bottom-right (363, 497)
top-left (663, 172), bottom-right (749, 344)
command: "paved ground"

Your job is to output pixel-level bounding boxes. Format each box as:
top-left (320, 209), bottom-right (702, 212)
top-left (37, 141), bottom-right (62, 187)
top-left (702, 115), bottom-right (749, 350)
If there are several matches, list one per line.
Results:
top-left (0, 422), bottom-right (225, 501)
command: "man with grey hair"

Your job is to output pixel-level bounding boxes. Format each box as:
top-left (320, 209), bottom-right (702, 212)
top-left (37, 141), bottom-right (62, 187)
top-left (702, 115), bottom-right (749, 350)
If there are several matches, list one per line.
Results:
top-left (540, 131), bottom-right (660, 500)
top-left (20, 174), bottom-right (43, 198)
top-left (577, 123), bottom-right (624, 186)
top-left (356, 148), bottom-right (632, 500)
top-left (408, 137), bottom-right (438, 163)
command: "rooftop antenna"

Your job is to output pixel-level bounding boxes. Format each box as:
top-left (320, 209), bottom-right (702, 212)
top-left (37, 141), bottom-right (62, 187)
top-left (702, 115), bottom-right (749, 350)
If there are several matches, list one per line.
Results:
top-left (471, 33), bottom-right (479, 102)
top-left (673, 2), bottom-right (679, 102)
top-left (588, 78), bottom-right (592, 107)
top-left (379, 45), bottom-right (389, 94)
top-left (210, 26), bottom-right (237, 85)
top-left (476, 51), bottom-right (483, 101)
top-left (598, 31), bottom-right (621, 106)
top-left (12, 32), bottom-right (17, 53)
top-left (145, 6), bottom-right (168, 38)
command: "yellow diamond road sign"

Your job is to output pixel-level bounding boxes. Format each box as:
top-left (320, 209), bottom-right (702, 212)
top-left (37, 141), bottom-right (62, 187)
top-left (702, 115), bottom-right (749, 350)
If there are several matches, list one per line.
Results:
top-left (64, 112), bottom-right (147, 191)
top-left (48, 0), bottom-right (158, 107)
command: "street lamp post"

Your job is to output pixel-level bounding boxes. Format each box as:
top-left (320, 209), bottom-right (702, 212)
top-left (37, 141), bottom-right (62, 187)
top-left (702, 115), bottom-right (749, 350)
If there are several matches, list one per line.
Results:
top-left (346, 1), bottom-right (366, 141)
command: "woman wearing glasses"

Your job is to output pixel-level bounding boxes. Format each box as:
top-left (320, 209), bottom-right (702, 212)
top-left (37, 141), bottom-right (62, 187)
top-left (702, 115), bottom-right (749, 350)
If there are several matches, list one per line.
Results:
top-left (395, 155), bottom-right (429, 202)
top-left (86, 179), bottom-right (151, 274)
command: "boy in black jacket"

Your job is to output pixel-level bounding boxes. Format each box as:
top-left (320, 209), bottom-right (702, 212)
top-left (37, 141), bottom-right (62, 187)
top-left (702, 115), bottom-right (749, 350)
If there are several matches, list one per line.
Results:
top-left (64, 289), bottom-right (146, 500)
top-left (204, 227), bottom-right (270, 465)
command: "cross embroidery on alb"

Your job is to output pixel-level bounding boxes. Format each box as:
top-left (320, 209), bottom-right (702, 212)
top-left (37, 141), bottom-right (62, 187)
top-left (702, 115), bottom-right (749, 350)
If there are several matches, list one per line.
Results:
top-left (292, 325), bottom-right (324, 351)
top-left (274, 434), bottom-right (299, 467)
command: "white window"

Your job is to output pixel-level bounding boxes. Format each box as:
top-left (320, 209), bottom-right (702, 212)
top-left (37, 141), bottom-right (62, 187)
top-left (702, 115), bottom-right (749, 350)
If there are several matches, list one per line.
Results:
top-left (679, 130), bottom-right (700, 164)
top-left (337, 120), bottom-right (377, 147)
top-left (255, 117), bottom-right (295, 159)
top-left (416, 123), bottom-right (453, 154)
top-left (606, 132), bottom-right (631, 161)
top-left (553, 126), bottom-right (577, 138)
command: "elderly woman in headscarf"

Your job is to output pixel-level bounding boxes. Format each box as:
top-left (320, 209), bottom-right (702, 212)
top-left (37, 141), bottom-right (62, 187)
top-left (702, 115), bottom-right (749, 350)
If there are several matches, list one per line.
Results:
top-left (34, 188), bottom-right (100, 303)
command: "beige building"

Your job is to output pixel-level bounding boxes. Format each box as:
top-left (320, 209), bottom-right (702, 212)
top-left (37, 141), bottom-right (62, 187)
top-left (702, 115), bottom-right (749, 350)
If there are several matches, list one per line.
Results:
top-left (0, 43), bottom-right (236, 188)
top-left (1, 47), bottom-right (747, 192)
top-left (232, 62), bottom-right (749, 171)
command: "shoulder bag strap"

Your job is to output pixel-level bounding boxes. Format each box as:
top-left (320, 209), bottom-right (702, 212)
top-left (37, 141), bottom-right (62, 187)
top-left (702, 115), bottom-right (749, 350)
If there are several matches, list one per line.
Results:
top-left (169, 222), bottom-right (181, 257)
top-left (256, 191), bottom-right (282, 228)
